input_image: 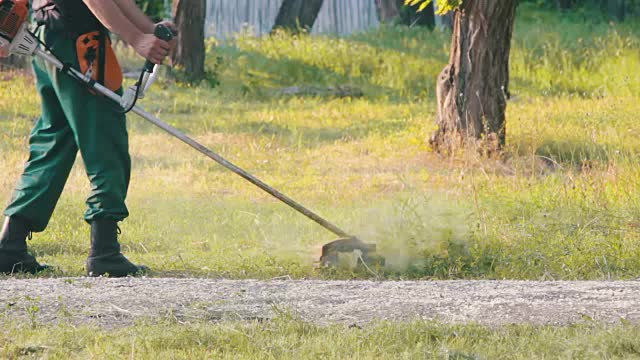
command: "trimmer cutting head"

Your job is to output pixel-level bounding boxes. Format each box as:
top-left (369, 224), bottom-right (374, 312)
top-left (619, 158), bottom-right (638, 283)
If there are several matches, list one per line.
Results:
top-left (319, 237), bottom-right (385, 268)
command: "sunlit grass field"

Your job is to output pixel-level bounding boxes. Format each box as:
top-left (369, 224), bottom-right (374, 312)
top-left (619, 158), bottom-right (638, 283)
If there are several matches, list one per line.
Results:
top-left (3, 317), bottom-right (640, 359)
top-left (1, 4), bottom-right (639, 280)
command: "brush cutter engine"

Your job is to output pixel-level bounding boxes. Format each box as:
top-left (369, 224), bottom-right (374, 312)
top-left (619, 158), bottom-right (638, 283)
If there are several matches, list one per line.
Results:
top-left (0, 0), bottom-right (28, 42)
top-left (0, 0), bottom-right (37, 57)
top-left (0, 0), bottom-right (34, 55)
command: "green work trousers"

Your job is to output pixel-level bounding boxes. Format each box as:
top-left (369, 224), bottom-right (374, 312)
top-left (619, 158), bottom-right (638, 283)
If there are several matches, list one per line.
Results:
top-left (4, 27), bottom-right (131, 232)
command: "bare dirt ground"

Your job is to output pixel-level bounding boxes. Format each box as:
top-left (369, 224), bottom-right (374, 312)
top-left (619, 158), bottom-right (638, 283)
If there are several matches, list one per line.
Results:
top-left (1, 278), bottom-right (640, 328)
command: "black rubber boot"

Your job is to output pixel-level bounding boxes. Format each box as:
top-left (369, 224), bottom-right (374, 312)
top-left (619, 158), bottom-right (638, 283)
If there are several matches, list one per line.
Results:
top-left (0, 217), bottom-right (49, 275)
top-left (86, 219), bottom-right (148, 277)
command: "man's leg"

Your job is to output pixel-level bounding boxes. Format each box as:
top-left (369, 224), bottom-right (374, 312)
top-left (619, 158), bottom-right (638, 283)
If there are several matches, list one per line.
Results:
top-left (1, 49), bottom-right (79, 274)
top-left (46, 32), bottom-right (146, 277)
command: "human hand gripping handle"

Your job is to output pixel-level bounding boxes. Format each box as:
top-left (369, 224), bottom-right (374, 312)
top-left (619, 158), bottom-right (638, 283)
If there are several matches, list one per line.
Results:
top-left (119, 24), bottom-right (175, 111)
top-left (143, 24), bottom-right (175, 72)
top-left (131, 24), bottom-right (174, 66)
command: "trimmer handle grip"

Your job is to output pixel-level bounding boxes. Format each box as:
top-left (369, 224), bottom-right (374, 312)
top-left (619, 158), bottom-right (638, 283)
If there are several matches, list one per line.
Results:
top-left (143, 24), bottom-right (175, 72)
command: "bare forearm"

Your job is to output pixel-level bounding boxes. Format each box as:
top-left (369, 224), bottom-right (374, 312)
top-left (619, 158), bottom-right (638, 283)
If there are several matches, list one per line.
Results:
top-left (83, 0), bottom-right (172, 64)
top-left (113, 0), bottom-right (156, 34)
top-left (82, 0), bottom-right (142, 44)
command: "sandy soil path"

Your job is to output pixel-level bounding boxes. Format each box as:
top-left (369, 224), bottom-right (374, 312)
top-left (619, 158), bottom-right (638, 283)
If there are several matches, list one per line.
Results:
top-left (1, 278), bottom-right (639, 328)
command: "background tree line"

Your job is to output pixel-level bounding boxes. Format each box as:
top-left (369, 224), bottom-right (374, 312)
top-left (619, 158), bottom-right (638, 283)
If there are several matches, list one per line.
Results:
top-left (2, 0), bottom-right (637, 152)
top-left (133, 0), bottom-right (637, 87)
top-left (398, 0), bottom-right (638, 152)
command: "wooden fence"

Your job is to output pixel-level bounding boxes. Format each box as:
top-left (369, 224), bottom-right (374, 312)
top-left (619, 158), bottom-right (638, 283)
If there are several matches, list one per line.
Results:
top-left (205, 0), bottom-right (380, 38)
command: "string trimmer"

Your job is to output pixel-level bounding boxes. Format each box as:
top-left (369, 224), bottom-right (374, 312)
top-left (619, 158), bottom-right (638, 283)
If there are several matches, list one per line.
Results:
top-left (0, 0), bottom-right (384, 268)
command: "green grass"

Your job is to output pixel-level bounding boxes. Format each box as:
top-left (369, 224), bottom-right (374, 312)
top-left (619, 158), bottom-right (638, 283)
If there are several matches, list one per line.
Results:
top-left (2, 317), bottom-right (640, 359)
top-left (1, 5), bottom-right (640, 280)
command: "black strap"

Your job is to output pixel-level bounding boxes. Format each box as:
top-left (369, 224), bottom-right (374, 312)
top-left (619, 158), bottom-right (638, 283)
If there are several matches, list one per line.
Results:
top-left (61, 62), bottom-right (72, 74)
top-left (97, 28), bottom-right (106, 86)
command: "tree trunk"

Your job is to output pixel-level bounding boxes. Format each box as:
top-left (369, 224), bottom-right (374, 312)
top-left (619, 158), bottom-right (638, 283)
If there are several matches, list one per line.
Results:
top-left (608, 0), bottom-right (625, 21)
top-left (171, 0), bottom-right (206, 82)
top-left (375, 0), bottom-right (400, 23)
top-left (431, 1), bottom-right (517, 153)
top-left (272, 0), bottom-right (324, 34)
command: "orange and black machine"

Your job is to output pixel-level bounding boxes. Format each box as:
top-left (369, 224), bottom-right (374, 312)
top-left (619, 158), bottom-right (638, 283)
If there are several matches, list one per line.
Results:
top-left (0, 0), bottom-right (29, 50)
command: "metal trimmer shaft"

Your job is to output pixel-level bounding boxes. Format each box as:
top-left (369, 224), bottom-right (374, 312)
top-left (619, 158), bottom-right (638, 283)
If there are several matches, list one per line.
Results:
top-left (35, 48), bottom-right (353, 241)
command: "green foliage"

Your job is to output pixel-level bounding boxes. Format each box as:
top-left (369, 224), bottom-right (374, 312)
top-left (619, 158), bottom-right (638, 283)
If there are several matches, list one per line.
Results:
top-left (171, 56), bottom-right (223, 88)
top-left (135, 0), bottom-right (167, 21)
top-left (405, 0), bottom-right (462, 14)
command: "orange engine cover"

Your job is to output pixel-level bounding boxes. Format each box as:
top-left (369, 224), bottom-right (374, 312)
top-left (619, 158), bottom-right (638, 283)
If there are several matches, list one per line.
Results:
top-left (0, 0), bottom-right (29, 41)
